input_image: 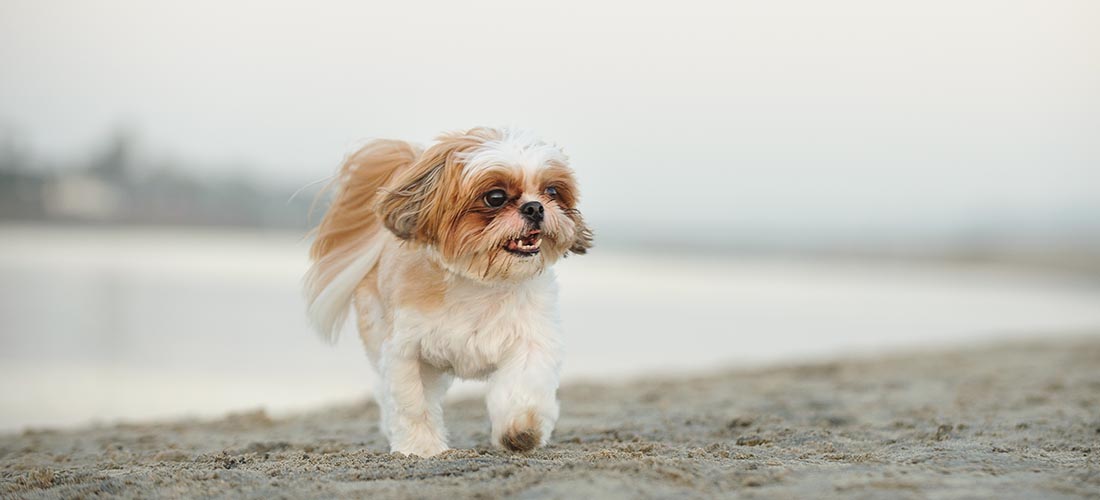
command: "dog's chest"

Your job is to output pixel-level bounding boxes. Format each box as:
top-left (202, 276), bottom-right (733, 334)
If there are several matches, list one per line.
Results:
top-left (413, 279), bottom-right (556, 379)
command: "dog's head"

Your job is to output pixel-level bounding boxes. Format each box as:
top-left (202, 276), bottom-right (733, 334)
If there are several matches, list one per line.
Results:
top-left (376, 127), bottom-right (592, 282)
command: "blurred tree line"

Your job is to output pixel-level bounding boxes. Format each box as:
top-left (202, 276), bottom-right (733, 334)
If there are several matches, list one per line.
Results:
top-left (0, 128), bottom-right (319, 230)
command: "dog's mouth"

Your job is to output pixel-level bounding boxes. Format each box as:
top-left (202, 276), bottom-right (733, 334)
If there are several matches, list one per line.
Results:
top-left (504, 229), bottom-right (542, 257)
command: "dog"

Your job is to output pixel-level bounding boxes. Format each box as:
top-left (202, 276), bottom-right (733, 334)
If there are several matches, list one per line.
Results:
top-left (304, 127), bottom-right (592, 457)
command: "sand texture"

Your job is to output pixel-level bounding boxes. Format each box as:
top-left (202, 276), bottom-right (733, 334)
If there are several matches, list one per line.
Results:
top-left (2, 338), bottom-right (1099, 499)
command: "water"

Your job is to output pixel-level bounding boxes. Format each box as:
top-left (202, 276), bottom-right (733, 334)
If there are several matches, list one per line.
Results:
top-left (2, 225), bottom-right (1099, 432)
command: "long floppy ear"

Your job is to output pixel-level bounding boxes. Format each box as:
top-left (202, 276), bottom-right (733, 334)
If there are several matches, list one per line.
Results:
top-left (375, 131), bottom-right (490, 241)
top-left (568, 210), bottom-right (594, 254)
top-left (376, 157), bottom-right (445, 241)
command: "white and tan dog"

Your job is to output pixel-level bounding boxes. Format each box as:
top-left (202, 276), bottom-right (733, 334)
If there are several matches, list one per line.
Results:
top-left (304, 127), bottom-right (592, 457)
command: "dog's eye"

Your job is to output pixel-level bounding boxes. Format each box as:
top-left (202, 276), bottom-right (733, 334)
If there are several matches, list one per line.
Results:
top-left (545, 186), bottom-right (558, 198)
top-left (484, 189), bottom-right (508, 208)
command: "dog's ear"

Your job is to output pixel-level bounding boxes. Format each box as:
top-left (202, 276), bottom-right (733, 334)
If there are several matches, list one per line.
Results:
top-left (376, 158), bottom-right (445, 241)
top-left (377, 162), bottom-right (440, 240)
top-left (568, 210), bottom-right (593, 255)
top-left (376, 132), bottom-right (486, 241)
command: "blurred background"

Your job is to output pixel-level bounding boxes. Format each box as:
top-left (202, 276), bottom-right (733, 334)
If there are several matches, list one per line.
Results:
top-left (2, 0), bottom-right (1098, 432)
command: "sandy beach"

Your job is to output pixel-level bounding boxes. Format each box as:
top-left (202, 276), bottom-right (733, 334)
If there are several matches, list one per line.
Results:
top-left (2, 337), bottom-right (1097, 499)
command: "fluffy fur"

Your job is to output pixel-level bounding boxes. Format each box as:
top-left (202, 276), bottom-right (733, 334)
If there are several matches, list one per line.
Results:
top-left (304, 127), bottom-right (591, 457)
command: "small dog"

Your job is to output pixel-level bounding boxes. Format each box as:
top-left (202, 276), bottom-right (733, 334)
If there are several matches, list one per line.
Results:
top-left (304, 127), bottom-right (592, 457)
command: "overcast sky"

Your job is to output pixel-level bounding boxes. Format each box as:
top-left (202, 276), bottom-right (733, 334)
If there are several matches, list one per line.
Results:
top-left (2, 0), bottom-right (1098, 243)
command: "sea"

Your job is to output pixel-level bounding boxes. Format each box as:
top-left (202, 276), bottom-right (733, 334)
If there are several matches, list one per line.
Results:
top-left (2, 225), bottom-right (1099, 432)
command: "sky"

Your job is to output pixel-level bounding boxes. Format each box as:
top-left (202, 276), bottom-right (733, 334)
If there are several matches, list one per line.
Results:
top-left (1, 0), bottom-right (1098, 246)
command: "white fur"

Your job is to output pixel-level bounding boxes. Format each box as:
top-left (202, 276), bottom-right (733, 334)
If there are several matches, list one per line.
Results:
top-left (304, 235), bottom-right (386, 342)
top-left (367, 247), bottom-right (563, 456)
top-left (459, 128), bottom-right (568, 179)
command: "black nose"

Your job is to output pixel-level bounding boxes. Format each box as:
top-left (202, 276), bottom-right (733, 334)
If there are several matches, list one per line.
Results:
top-left (520, 201), bottom-right (544, 223)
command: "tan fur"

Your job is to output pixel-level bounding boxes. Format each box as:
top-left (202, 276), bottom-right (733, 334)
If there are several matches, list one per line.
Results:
top-left (395, 257), bottom-right (448, 311)
top-left (501, 409), bottom-right (542, 452)
top-left (310, 139), bottom-right (420, 260)
top-left (305, 139), bottom-right (421, 307)
top-left (376, 128), bottom-right (503, 244)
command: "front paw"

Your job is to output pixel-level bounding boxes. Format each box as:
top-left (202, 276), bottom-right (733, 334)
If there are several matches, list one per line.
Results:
top-left (495, 409), bottom-right (549, 452)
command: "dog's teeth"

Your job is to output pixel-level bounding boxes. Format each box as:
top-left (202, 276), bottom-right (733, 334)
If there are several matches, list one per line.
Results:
top-left (505, 234), bottom-right (543, 255)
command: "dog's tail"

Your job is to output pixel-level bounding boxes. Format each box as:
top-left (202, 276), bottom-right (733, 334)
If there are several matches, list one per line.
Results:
top-left (303, 139), bottom-right (422, 342)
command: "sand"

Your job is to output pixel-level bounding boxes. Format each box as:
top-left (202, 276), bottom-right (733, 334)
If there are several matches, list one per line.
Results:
top-left (2, 338), bottom-right (1099, 499)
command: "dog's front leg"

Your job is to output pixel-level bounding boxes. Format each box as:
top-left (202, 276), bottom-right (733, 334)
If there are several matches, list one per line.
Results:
top-left (378, 340), bottom-right (449, 457)
top-left (486, 340), bottom-right (561, 452)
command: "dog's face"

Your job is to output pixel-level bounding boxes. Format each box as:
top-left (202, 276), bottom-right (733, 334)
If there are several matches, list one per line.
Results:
top-left (378, 128), bottom-right (592, 282)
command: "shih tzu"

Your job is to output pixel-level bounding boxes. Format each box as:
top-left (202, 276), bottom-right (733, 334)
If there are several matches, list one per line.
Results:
top-left (304, 127), bottom-right (592, 457)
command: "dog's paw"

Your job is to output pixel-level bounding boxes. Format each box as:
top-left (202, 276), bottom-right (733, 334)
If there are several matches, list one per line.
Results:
top-left (499, 409), bottom-right (544, 452)
top-left (391, 439), bottom-right (449, 458)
